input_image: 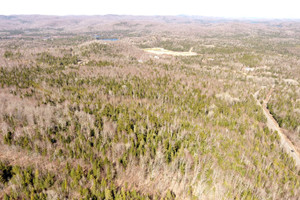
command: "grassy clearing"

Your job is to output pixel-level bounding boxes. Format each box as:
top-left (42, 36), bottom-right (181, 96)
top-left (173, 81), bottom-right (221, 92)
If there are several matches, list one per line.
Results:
top-left (143, 47), bottom-right (197, 56)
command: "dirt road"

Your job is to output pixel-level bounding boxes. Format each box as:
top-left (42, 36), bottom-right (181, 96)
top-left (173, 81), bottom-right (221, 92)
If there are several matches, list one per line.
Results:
top-left (254, 88), bottom-right (300, 168)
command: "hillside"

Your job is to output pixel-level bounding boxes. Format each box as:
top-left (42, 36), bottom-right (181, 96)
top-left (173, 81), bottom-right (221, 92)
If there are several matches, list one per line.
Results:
top-left (0, 15), bottom-right (299, 200)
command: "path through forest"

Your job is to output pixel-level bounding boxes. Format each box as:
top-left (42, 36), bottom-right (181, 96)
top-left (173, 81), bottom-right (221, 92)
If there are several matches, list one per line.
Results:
top-left (254, 88), bottom-right (300, 168)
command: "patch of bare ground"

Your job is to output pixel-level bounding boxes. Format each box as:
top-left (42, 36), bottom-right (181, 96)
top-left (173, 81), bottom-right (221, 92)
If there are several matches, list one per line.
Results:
top-left (144, 47), bottom-right (197, 56)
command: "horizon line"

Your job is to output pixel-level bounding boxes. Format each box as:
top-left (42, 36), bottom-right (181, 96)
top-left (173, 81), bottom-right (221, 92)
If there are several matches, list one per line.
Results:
top-left (1, 14), bottom-right (300, 20)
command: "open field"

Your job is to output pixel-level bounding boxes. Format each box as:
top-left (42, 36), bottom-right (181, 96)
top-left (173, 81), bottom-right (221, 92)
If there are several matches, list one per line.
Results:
top-left (144, 48), bottom-right (197, 56)
top-left (0, 15), bottom-right (299, 199)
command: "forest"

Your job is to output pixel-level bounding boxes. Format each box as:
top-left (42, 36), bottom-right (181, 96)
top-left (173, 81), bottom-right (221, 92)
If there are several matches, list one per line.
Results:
top-left (0, 15), bottom-right (299, 199)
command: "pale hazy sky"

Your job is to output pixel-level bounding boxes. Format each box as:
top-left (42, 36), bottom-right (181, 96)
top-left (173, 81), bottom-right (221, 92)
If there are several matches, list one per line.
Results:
top-left (1, 0), bottom-right (300, 19)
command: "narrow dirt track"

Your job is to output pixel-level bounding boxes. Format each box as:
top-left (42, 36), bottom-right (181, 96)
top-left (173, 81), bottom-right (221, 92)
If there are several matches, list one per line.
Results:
top-left (254, 88), bottom-right (300, 168)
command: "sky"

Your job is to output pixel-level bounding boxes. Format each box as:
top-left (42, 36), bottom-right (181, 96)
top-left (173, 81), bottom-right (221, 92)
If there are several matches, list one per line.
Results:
top-left (1, 0), bottom-right (300, 19)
